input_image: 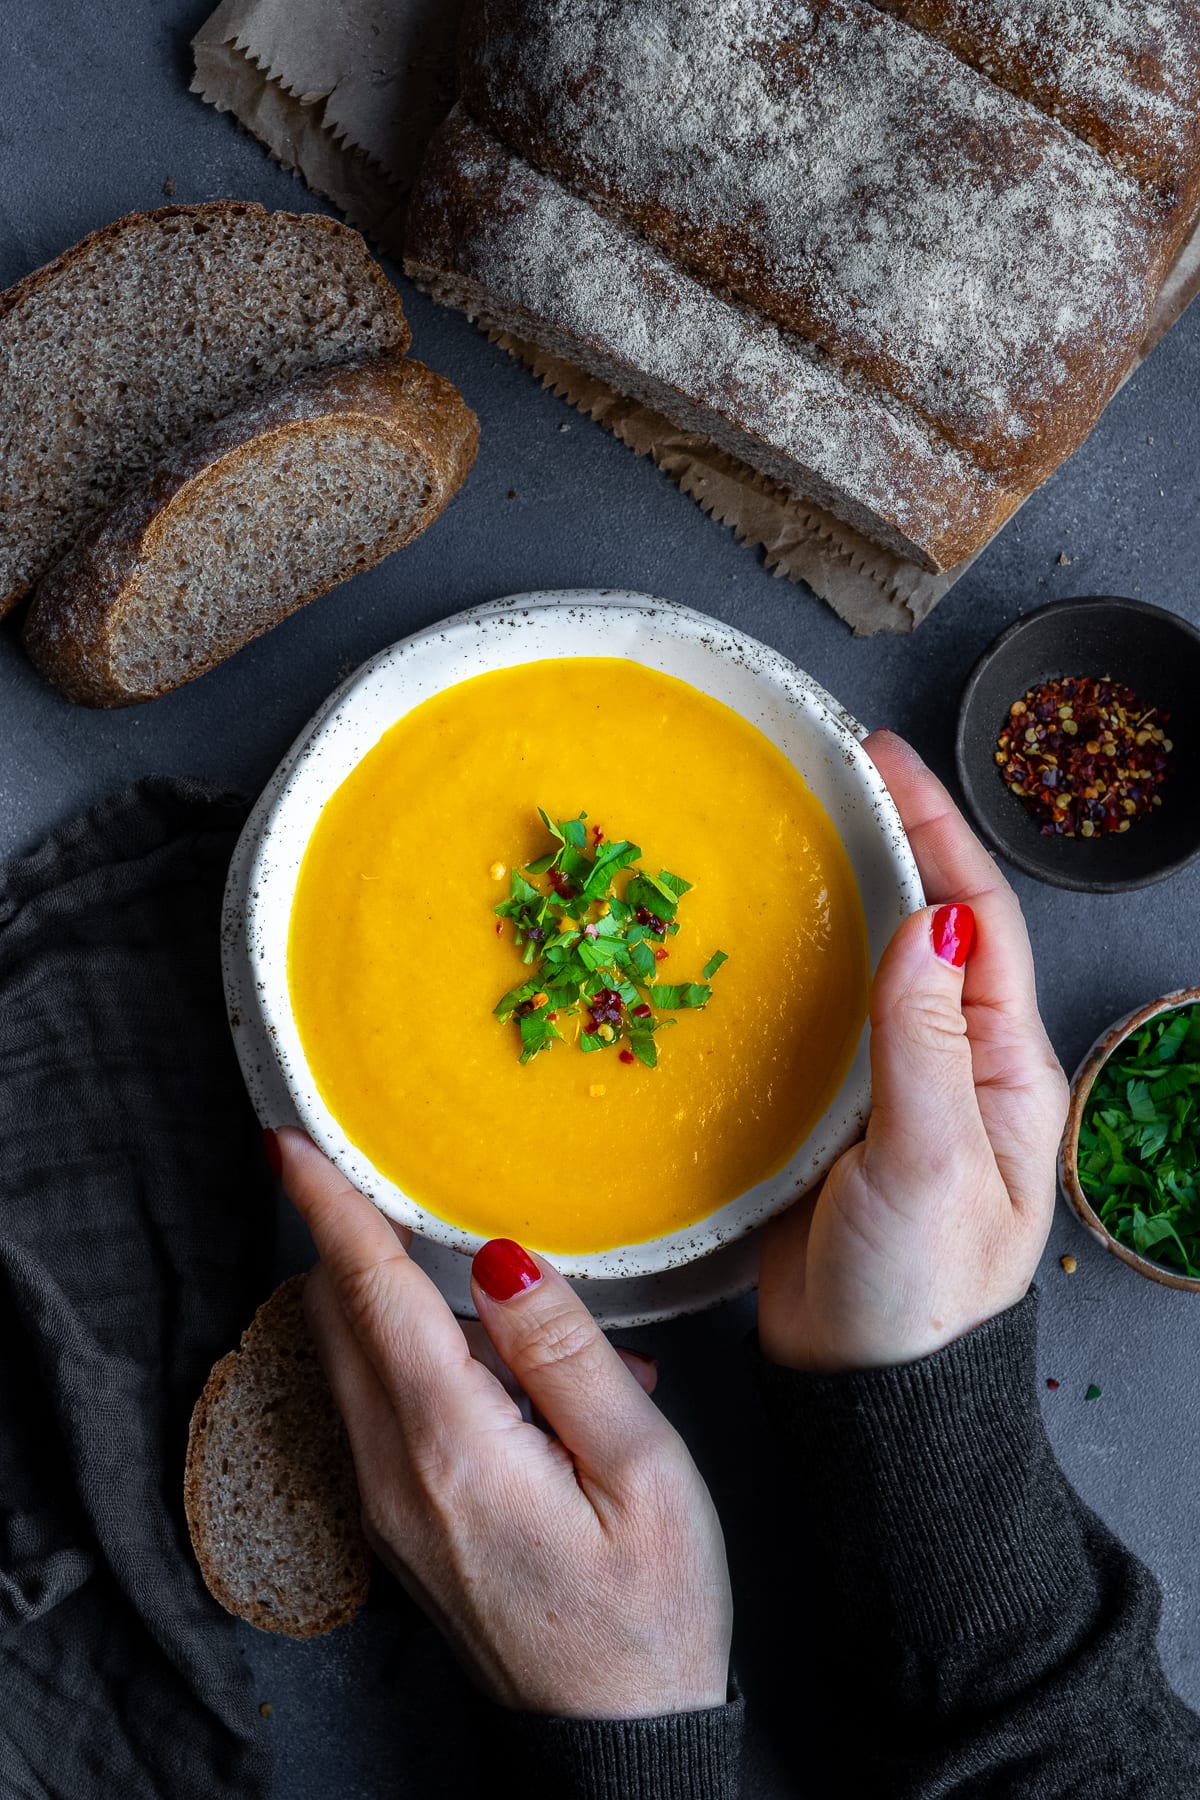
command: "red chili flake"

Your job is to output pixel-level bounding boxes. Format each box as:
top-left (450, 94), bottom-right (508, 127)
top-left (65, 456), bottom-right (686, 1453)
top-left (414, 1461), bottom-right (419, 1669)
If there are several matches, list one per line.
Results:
top-left (586, 987), bottom-right (625, 1031)
top-left (546, 1012), bottom-right (558, 1022)
top-left (619, 1049), bottom-right (635, 1065)
top-left (633, 904), bottom-right (667, 937)
top-left (995, 676), bottom-right (1172, 838)
top-left (547, 869), bottom-right (577, 899)
top-left (593, 825), bottom-right (605, 845)
top-left (632, 1003), bottom-right (652, 1019)
top-left (654, 948), bottom-right (669, 963)
top-left (495, 921), bottom-right (503, 935)
top-left (1046, 1378), bottom-right (1060, 1391)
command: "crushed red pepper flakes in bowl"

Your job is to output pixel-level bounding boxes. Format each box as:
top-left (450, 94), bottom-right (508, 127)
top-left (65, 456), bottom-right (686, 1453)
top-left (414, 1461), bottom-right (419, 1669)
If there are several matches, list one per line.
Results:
top-left (995, 676), bottom-right (1171, 838)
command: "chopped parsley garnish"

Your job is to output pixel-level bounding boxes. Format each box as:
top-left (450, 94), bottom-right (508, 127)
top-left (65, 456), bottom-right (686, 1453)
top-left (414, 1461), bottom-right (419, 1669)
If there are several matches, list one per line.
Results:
top-left (1077, 1003), bottom-right (1200, 1277)
top-left (493, 809), bottom-right (727, 1067)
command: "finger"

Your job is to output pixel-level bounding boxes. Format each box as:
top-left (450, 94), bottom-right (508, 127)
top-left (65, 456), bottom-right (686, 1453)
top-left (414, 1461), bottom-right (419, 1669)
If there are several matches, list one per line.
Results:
top-left (864, 729), bottom-right (1038, 1013)
top-left (863, 732), bottom-right (1066, 1206)
top-left (277, 1129), bottom-right (507, 1437)
top-left (302, 1271), bottom-right (513, 1651)
top-left (865, 902), bottom-right (986, 1174)
top-left (864, 729), bottom-right (998, 900)
top-left (461, 1319), bottom-right (658, 1400)
top-left (761, 1186), bottom-right (815, 1304)
top-left (613, 1345), bottom-right (659, 1397)
top-left (470, 1238), bottom-right (669, 1480)
top-left (302, 1260), bottom-right (398, 1475)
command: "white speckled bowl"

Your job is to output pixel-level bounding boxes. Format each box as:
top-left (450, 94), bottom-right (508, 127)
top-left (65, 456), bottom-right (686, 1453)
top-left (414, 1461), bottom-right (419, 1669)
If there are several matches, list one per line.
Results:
top-left (225, 591), bottom-right (922, 1284)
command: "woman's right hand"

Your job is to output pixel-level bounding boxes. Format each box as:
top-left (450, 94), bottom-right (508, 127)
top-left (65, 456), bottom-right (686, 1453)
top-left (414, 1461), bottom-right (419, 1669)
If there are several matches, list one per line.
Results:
top-left (275, 1129), bottom-right (733, 1721)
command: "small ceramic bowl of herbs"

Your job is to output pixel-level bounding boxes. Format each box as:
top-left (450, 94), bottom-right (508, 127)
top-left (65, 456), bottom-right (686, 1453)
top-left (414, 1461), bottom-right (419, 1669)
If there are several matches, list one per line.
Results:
top-left (956, 596), bottom-right (1200, 891)
top-left (1060, 988), bottom-right (1200, 1290)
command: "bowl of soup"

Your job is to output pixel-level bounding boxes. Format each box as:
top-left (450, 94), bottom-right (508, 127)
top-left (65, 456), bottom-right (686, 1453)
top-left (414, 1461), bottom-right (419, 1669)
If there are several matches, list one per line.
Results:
top-left (228, 591), bottom-right (922, 1280)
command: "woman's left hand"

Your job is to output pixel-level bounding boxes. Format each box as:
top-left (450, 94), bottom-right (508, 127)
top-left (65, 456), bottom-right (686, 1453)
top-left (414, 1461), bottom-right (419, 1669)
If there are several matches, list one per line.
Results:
top-left (758, 729), bottom-right (1068, 1373)
top-left (275, 1128), bottom-right (733, 1720)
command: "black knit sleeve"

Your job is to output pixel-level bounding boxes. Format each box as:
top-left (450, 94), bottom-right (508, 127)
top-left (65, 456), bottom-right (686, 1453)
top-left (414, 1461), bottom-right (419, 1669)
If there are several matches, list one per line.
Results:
top-left (754, 1288), bottom-right (1200, 1797)
top-left (474, 1690), bottom-right (745, 1800)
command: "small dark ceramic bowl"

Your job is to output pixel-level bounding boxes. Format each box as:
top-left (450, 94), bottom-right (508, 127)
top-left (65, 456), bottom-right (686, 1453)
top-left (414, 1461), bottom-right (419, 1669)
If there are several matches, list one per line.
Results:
top-left (1059, 988), bottom-right (1200, 1291)
top-left (956, 596), bottom-right (1200, 892)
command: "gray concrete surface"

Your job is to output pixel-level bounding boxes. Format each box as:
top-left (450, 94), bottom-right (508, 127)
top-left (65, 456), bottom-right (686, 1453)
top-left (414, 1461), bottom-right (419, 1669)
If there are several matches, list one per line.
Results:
top-left (2, 4), bottom-right (1198, 1794)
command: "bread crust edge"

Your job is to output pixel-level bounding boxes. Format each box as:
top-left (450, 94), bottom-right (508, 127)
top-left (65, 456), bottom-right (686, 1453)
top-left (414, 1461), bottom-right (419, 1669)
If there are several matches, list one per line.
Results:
top-left (22, 357), bottom-right (479, 707)
top-left (183, 1273), bottom-right (370, 1640)
top-left (0, 201), bottom-right (415, 617)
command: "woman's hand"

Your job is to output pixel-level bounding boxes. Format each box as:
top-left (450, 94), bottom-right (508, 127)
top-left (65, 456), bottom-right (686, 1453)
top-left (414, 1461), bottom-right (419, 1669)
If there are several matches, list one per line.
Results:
top-left (759, 729), bottom-right (1069, 1373)
top-left (275, 1128), bottom-right (733, 1719)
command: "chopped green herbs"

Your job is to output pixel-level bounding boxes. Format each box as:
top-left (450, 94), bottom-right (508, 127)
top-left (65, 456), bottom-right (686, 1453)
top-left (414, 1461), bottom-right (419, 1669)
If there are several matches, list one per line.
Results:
top-left (1076, 1003), bottom-right (1200, 1277)
top-left (492, 810), bottom-right (727, 1066)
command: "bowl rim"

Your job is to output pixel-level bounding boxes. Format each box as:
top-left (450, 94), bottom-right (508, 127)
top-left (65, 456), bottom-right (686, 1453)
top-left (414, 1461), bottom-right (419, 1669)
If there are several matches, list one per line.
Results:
top-left (955, 594), bottom-right (1200, 894)
top-left (232, 588), bottom-right (923, 1279)
top-left (1059, 986), bottom-right (1200, 1290)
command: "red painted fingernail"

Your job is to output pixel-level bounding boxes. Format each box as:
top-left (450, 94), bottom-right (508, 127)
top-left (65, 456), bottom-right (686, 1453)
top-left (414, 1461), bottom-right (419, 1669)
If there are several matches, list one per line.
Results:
top-left (473, 1238), bottom-right (542, 1302)
top-left (931, 903), bottom-right (975, 968)
top-left (262, 1127), bottom-right (283, 1179)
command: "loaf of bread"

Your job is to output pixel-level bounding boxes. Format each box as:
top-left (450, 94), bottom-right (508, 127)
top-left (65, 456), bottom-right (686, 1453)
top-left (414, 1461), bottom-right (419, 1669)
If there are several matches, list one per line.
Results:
top-left (0, 203), bottom-right (412, 615)
top-left (184, 1274), bottom-right (369, 1640)
top-left (406, 0), bottom-right (1199, 572)
top-left (24, 358), bottom-right (479, 706)
top-left (408, 107), bottom-right (1018, 568)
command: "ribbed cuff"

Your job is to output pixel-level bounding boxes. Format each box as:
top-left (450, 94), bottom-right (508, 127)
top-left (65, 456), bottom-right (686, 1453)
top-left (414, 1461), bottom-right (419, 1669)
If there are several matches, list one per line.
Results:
top-left (754, 1290), bottom-right (1090, 1647)
top-left (480, 1689), bottom-right (744, 1800)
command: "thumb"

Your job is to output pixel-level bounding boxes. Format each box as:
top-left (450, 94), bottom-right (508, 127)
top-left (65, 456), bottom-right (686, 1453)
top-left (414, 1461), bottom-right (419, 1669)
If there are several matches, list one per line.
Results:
top-left (470, 1238), bottom-right (668, 1477)
top-left (868, 904), bottom-right (979, 1151)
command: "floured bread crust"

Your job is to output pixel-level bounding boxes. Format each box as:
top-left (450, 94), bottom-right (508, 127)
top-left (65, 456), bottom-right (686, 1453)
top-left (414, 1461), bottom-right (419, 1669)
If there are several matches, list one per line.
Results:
top-left (459, 0), bottom-right (1171, 487)
top-left (407, 0), bottom-right (1199, 573)
top-left (874, 0), bottom-right (1200, 237)
top-left (408, 109), bottom-right (1018, 571)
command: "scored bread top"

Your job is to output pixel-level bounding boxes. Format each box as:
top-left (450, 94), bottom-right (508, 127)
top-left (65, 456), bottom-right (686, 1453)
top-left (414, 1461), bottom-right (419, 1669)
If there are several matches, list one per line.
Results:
top-left (184, 1273), bottom-right (369, 1640)
top-left (458, 0), bottom-right (1169, 488)
top-left (0, 202), bottom-right (411, 614)
top-left (407, 107), bottom-right (1018, 571)
top-left (872, 0), bottom-right (1200, 235)
top-left (23, 356), bottom-right (479, 707)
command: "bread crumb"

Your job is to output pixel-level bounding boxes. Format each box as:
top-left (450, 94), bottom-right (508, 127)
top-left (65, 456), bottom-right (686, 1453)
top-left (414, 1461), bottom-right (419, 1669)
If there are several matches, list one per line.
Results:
top-left (259, 1702), bottom-right (273, 1719)
top-left (1060, 1254), bottom-right (1078, 1273)
top-left (162, 177), bottom-right (176, 196)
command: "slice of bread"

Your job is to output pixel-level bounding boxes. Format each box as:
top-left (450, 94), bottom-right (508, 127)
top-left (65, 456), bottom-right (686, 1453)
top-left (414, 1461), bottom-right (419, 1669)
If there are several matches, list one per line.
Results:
top-left (0, 202), bottom-right (412, 615)
top-left (184, 1273), bottom-right (369, 1640)
top-left (23, 357), bottom-right (479, 706)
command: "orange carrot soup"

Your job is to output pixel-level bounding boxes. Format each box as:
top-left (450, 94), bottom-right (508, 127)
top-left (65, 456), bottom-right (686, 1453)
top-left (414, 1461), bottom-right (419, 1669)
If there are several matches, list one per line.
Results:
top-left (287, 658), bottom-right (869, 1253)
